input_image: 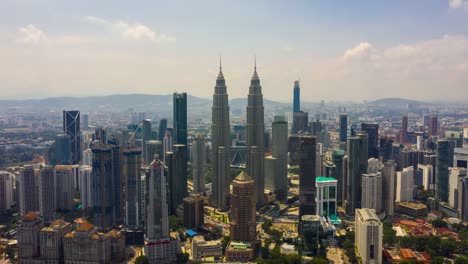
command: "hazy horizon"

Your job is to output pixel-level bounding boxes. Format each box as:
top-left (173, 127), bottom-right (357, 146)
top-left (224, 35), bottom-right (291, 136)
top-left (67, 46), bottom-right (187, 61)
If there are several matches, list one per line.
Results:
top-left (1, 0), bottom-right (468, 101)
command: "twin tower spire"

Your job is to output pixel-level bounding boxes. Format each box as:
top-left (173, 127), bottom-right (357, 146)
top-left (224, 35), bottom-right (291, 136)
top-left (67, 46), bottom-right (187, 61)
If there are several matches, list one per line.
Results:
top-left (211, 58), bottom-right (265, 210)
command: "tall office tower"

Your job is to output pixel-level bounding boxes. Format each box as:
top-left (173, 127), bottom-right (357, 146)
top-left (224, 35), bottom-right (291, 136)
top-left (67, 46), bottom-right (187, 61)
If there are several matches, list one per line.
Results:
top-left (300, 215), bottom-right (321, 256)
top-left (63, 110), bottom-right (81, 164)
top-left (246, 63), bottom-right (266, 208)
top-left (396, 166), bottom-right (415, 202)
top-left (315, 177), bottom-right (338, 217)
top-left (230, 172), bottom-right (256, 243)
top-left (192, 135), bottom-right (206, 193)
top-left (163, 129), bottom-right (173, 162)
top-left (18, 212), bottom-right (43, 261)
top-left (346, 133), bottom-right (368, 215)
top-left (355, 208), bottom-right (383, 264)
top-left (449, 168), bottom-right (466, 208)
top-left (361, 123), bottom-right (379, 158)
top-left (362, 165), bottom-right (383, 214)
top-left (38, 166), bottom-right (55, 223)
top-left (0, 171), bottom-right (13, 215)
top-left (54, 165), bottom-right (76, 211)
top-left (145, 140), bottom-right (163, 165)
top-left (454, 147), bottom-right (468, 169)
top-left (423, 114), bottom-right (431, 130)
top-left (310, 119), bottom-right (322, 137)
top-left (183, 194), bottom-right (205, 229)
top-left (265, 116), bottom-right (288, 200)
top-left (39, 219), bottom-right (72, 263)
top-left (436, 139), bottom-right (450, 202)
top-left (91, 144), bottom-right (118, 228)
top-left (458, 176), bottom-right (468, 221)
top-left (382, 161), bottom-right (396, 216)
top-left (78, 165), bottom-right (93, 213)
top-left (400, 115), bottom-right (408, 143)
top-left (169, 144), bottom-right (188, 214)
top-left (82, 114), bottom-right (89, 130)
top-left (292, 111), bottom-right (309, 135)
top-left (123, 147), bottom-right (142, 227)
top-left (93, 127), bottom-right (107, 144)
top-left (145, 158), bottom-right (180, 263)
top-left (55, 134), bottom-right (71, 165)
top-left (331, 150), bottom-right (345, 205)
top-left (37, 219), bottom-right (71, 263)
top-left (418, 164), bottom-right (433, 191)
top-left (293, 80), bottom-right (300, 113)
top-left (173, 92), bottom-right (187, 146)
top-left (142, 119), bottom-right (152, 163)
top-left (18, 165), bottom-right (38, 216)
top-left (379, 137), bottom-right (394, 162)
top-left (429, 116), bottom-right (438, 136)
top-left (299, 136), bottom-right (317, 217)
top-left (339, 114), bottom-right (348, 143)
top-left (82, 149), bottom-right (92, 166)
top-left (158, 118), bottom-right (168, 141)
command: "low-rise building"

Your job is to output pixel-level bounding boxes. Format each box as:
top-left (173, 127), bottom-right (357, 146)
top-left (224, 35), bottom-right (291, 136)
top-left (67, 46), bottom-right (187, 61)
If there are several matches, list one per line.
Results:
top-left (191, 236), bottom-right (222, 261)
top-left (280, 243), bottom-right (297, 255)
top-left (225, 241), bottom-right (254, 262)
top-left (396, 202), bottom-right (428, 217)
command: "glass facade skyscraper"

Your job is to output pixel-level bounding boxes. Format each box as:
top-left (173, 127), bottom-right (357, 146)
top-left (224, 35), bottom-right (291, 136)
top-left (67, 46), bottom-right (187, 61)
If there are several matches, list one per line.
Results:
top-left (173, 93), bottom-right (187, 146)
top-left (293, 80), bottom-right (300, 113)
top-left (63, 110), bottom-right (81, 164)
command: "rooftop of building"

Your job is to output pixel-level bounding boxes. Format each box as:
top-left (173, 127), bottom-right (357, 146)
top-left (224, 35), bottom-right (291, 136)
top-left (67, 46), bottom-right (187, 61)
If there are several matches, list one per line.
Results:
top-left (397, 201), bottom-right (427, 210)
top-left (228, 241), bottom-right (253, 250)
top-left (316, 176), bottom-right (337, 182)
top-left (76, 221), bottom-right (95, 232)
top-left (301, 215), bottom-right (320, 222)
top-left (42, 219), bottom-right (69, 231)
top-left (356, 208), bottom-right (381, 224)
top-left (234, 171), bottom-right (252, 182)
top-left (21, 211), bottom-right (40, 221)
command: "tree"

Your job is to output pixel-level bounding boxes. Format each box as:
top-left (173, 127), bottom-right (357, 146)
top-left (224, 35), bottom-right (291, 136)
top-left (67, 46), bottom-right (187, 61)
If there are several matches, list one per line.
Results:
top-left (383, 223), bottom-right (397, 245)
top-left (176, 252), bottom-right (189, 264)
top-left (431, 218), bottom-right (448, 228)
top-left (439, 238), bottom-right (457, 257)
top-left (455, 256), bottom-right (468, 264)
top-left (134, 255), bottom-right (149, 264)
top-left (308, 257), bottom-right (329, 264)
top-left (221, 235), bottom-right (230, 253)
top-left (169, 215), bottom-right (184, 230)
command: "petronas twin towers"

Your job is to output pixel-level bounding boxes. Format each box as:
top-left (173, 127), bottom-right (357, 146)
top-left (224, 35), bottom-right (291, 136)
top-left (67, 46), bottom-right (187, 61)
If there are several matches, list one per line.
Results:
top-left (211, 61), bottom-right (265, 210)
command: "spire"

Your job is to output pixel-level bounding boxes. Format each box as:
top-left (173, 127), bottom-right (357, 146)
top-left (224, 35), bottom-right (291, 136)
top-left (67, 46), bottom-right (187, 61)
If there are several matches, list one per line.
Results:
top-left (217, 56), bottom-right (224, 80)
top-left (252, 56), bottom-right (259, 81)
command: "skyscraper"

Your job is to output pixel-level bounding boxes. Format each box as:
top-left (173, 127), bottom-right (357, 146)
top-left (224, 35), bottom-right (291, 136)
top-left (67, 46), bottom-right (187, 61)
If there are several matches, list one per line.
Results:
top-left (429, 116), bottom-right (438, 136)
top-left (292, 111), bottom-right (309, 135)
top-left (123, 147), bottom-right (142, 227)
top-left (436, 139), bottom-right (450, 202)
top-left (145, 140), bottom-right (163, 165)
top-left (183, 194), bottom-right (204, 229)
top-left (396, 166), bottom-right (414, 202)
top-left (298, 136), bottom-right (317, 217)
top-left (54, 165), bottom-right (77, 211)
top-left (38, 165), bottom-right (56, 223)
top-left (168, 144), bottom-right (188, 214)
top-left (192, 135), bottom-right (206, 194)
top-left (82, 114), bottom-right (89, 130)
top-left (211, 62), bottom-right (231, 210)
top-left (265, 115), bottom-right (288, 200)
top-left (91, 144), bottom-right (118, 228)
top-left (401, 115), bottom-right (408, 143)
top-left (158, 118), bottom-right (168, 142)
top-left (246, 62), bottom-right (265, 208)
top-left (0, 171), bottom-right (14, 215)
top-left (355, 208), bottom-right (383, 264)
top-left (382, 160), bottom-right (396, 216)
top-left (142, 119), bottom-right (152, 163)
top-left (361, 159), bottom-right (383, 214)
top-left (173, 93), bottom-right (187, 146)
top-left (339, 114), bottom-right (348, 143)
top-left (332, 149), bottom-right (345, 205)
top-left (18, 212), bottom-right (43, 260)
top-left (18, 165), bottom-right (38, 216)
top-left (63, 110), bottom-right (81, 164)
top-left (55, 134), bottom-right (72, 165)
top-left (230, 172), bottom-right (256, 243)
top-left (293, 80), bottom-right (300, 113)
top-left (361, 123), bottom-right (379, 158)
top-left (163, 129), bottom-right (173, 162)
top-left (346, 133), bottom-right (368, 215)
top-left (145, 158), bottom-right (180, 263)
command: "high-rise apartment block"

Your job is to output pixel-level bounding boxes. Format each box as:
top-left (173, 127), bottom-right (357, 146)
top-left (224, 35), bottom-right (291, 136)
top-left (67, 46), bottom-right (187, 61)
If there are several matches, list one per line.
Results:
top-left (355, 208), bottom-right (383, 264)
top-left (299, 136), bottom-right (317, 217)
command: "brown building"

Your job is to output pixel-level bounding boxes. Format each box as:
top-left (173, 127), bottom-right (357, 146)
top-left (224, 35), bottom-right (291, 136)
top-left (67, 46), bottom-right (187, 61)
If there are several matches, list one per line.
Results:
top-left (183, 194), bottom-right (204, 229)
top-left (229, 172), bottom-right (256, 243)
top-left (39, 219), bottom-right (72, 263)
top-left (17, 212), bottom-right (43, 263)
top-left (429, 116), bottom-right (438, 136)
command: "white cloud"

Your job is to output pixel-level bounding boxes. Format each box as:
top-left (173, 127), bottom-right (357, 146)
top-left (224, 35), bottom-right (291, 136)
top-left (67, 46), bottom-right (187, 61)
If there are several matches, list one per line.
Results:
top-left (83, 16), bottom-right (175, 43)
top-left (343, 42), bottom-right (374, 61)
top-left (448, 0), bottom-right (468, 9)
top-left (18, 24), bottom-right (46, 44)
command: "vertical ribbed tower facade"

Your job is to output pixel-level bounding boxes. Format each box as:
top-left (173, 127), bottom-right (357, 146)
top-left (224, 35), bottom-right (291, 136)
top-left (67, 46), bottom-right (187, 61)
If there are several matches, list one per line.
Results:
top-left (211, 62), bottom-right (231, 211)
top-left (246, 62), bottom-right (265, 208)
top-left (230, 172), bottom-right (256, 243)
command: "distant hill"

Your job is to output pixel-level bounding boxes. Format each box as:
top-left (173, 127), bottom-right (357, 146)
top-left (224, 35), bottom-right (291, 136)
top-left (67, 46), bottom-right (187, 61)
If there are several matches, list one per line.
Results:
top-left (0, 94), bottom-right (287, 113)
top-left (370, 98), bottom-right (422, 106)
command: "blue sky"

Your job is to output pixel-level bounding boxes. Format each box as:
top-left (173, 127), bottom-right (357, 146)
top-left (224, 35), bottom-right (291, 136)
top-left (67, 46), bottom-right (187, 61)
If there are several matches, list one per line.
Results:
top-left (1, 0), bottom-right (468, 101)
